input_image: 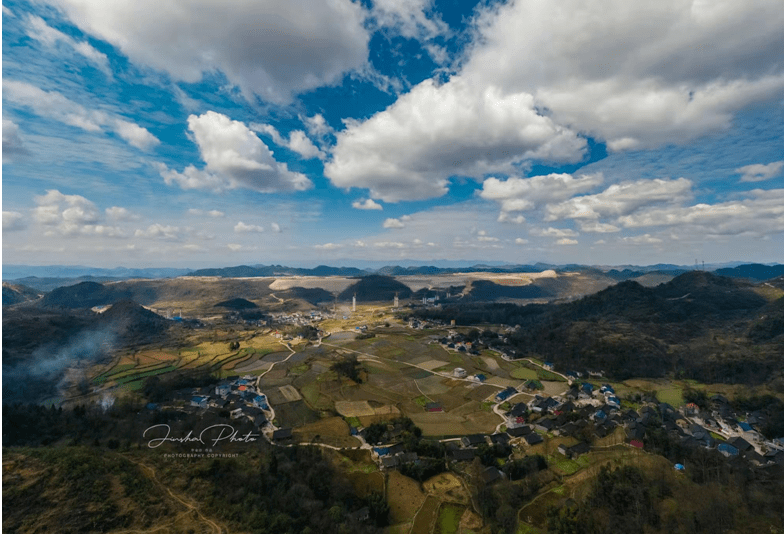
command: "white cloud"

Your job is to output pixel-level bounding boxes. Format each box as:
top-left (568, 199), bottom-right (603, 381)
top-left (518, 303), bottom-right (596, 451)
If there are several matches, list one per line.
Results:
top-left (234, 221), bottom-right (264, 233)
top-left (112, 118), bottom-right (159, 150)
top-left (618, 189), bottom-right (784, 238)
top-left (622, 234), bottom-right (663, 245)
top-left (33, 189), bottom-right (100, 234)
top-left (371, 0), bottom-right (447, 43)
top-left (251, 123), bottom-right (324, 159)
top-left (187, 209), bottom-right (225, 218)
top-left (557, 238), bottom-right (578, 245)
top-left (3, 80), bottom-right (159, 150)
top-left (2, 119), bottom-right (29, 162)
top-left (373, 241), bottom-right (406, 248)
top-left (481, 173), bottom-right (604, 215)
top-left (578, 221), bottom-right (621, 233)
top-left (464, 0), bottom-right (784, 149)
top-left (303, 113), bottom-right (333, 138)
top-left (514, 238), bottom-right (529, 244)
top-left (736, 160), bottom-right (784, 182)
top-left (227, 243), bottom-right (243, 251)
top-left (477, 236), bottom-right (499, 242)
top-left (314, 242), bottom-right (342, 250)
top-left (3, 211), bottom-right (26, 231)
top-left (325, 76), bottom-right (586, 202)
top-left (105, 206), bottom-right (139, 221)
top-left (134, 223), bottom-right (180, 240)
top-left (383, 217), bottom-right (405, 228)
top-left (24, 15), bottom-right (111, 76)
top-left (498, 213), bottom-right (526, 224)
top-left (529, 227), bottom-right (579, 238)
top-left (44, 0), bottom-right (370, 103)
top-left (352, 198), bottom-right (383, 211)
top-left (160, 111), bottom-right (312, 193)
top-left (544, 178), bottom-right (693, 221)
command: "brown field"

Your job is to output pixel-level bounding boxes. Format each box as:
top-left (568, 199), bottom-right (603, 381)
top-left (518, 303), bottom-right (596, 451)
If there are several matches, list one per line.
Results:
top-left (335, 400), bottom-right (375, 417)
top-left (387, 471), bottom-right (426, 524)
top-left (412, 495), bottom-right (441, 534)
top-left (423, 473), bottom-right (470, 504)
top-left (277, 385), bottom-right (302, 402)
top-left (418, 359), bottom-right (450, 371)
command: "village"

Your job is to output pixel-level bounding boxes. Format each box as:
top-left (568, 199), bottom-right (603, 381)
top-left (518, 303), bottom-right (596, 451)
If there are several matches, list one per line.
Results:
top-left (151, 323), bottom-right (784, 481)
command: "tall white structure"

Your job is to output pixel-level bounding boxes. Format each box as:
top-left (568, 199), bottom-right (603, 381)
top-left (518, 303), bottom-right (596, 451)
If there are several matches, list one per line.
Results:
top-left (352, 293), bottom-right (356, 312)
top-left (394, 293), bottom-right (399, 308)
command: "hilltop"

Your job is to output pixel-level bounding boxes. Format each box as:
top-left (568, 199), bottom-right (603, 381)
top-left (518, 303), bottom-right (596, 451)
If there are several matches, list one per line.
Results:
top-left (417, 271), bottom-right (783, 384)
top-left (338, 275), bottom-right (413, 302)
top-left (2, 282), bottom-right (43, 306)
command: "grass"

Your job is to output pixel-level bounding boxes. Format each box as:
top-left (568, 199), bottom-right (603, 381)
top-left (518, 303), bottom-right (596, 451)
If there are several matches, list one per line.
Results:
top-left (414, 395), bottom-right (430, 407)
top-left (481, 401), bottom-right (494, 411)
top-left (536, 369), bottom-right (565, 382)
top-left (345, 416), bottom-right (362, 428)
top-left (112, 365), bottom-right (179, 385)
top-left (435, 503), bottom-right (465, 534)
top-left (547, 453), bottom-right (590, 476)
top-left (511, 367), bottom-right (538, 380)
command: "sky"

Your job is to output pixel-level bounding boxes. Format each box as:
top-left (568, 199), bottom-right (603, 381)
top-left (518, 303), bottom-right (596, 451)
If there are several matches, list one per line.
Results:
top-left (2, 0), bottom-right (783, 269)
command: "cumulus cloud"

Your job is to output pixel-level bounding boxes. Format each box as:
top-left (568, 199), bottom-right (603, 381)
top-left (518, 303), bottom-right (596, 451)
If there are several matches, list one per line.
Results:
top-left (160, 111), bottom-right (313, 193)
top-left (2, 119), bottom-right (29, 162)
top-left (370, 0), bottom-right (447, 43)
top-left (622, 234), bottom-right (663, 245)
top-left (28, 190), bottom-right (128, 238)
top-left (544, 178), bottom-right (693, 221)
top-left (24, 14), bottom-right (111, 76)
top-left (557, 238), bottom-right (578, 245)
top-left (481, 173), bottom-right (604, 216)
top-left (105, 206), bottom-right (139, 221)
top-left (736, 160), bottom-right (784, 182)
top-left (187, 208), bottom-right (225, 218)
top-left (352, 198), bottom-right (383, 211)
top-left (617, 188), bottom-right (784, 238)
top-left (514, 238), bottom-right (529, 244)
top-left (373, 241), bottom-right (406, 248)
top-left (314, 242), bottom-right (342, 250)
top-left (33, 189), bottom-right (98, 231)
top-left (3, 80), bottom-right (159, 149)
top-left (3, 211), bottom-right (26, 231)
top-left (304, 113), bottom-right (333, 138)
top-left (270, 222), bottom-right (281, 233)
top-left (578, 221), bottom-right (621, 233)
top-left (43, 0), bottom-right (370, 103)
top-left (464, 0), bottom-right (784, 149)
top-left (325, 76), bottom-right (586, 202)
top-left (134, 223), bottom-right (180, 240)
top-left (234, 221), bottom-right (264, 233)
top-left (251, 123), bottom-right (324, 159)
top-left (383, 217), bottom-right (405, 228)
top-left (530, 227), bottom-right (579, 238)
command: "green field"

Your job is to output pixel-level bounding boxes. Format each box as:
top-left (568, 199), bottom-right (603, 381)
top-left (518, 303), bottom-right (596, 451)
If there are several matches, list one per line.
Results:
top-left (113, 365), bottom-right (179, 386)
top-left (435, 503), bottom-right (465, 533)
top-left (546, 453), bottom-right (591, 475)
top-left (511, 367), bottom-right (538, 380)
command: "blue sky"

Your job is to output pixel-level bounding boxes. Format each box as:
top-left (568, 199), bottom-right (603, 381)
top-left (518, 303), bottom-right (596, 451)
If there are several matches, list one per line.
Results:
top-left (3, 0), bottom-right (783, 269)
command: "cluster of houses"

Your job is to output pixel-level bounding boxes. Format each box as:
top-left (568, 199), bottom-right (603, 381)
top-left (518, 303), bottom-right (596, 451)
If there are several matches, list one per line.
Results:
top-left (371, 380), bottom-right (784, 475)
top-left (186, 375), bottom-right (270, 428)
top-left (437, 332), bottom-right (481, 356)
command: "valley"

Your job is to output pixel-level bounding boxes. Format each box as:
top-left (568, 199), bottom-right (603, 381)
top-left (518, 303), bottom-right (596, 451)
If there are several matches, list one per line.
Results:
top-left (3, 265), bottom-right (784, 533)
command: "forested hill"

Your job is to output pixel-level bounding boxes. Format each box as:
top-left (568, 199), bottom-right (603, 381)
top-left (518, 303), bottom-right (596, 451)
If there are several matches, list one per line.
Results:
top-left (415, 272), bottom-right (783, 384)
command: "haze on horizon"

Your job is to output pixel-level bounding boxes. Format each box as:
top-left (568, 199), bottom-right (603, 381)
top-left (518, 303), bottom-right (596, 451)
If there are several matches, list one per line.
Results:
top-left (3, 0), bottom-right (783, 270)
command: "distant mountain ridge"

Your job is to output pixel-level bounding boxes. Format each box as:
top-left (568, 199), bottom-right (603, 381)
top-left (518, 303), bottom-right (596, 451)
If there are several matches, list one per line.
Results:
top-left (6, 262), bottom-right (781, 288)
